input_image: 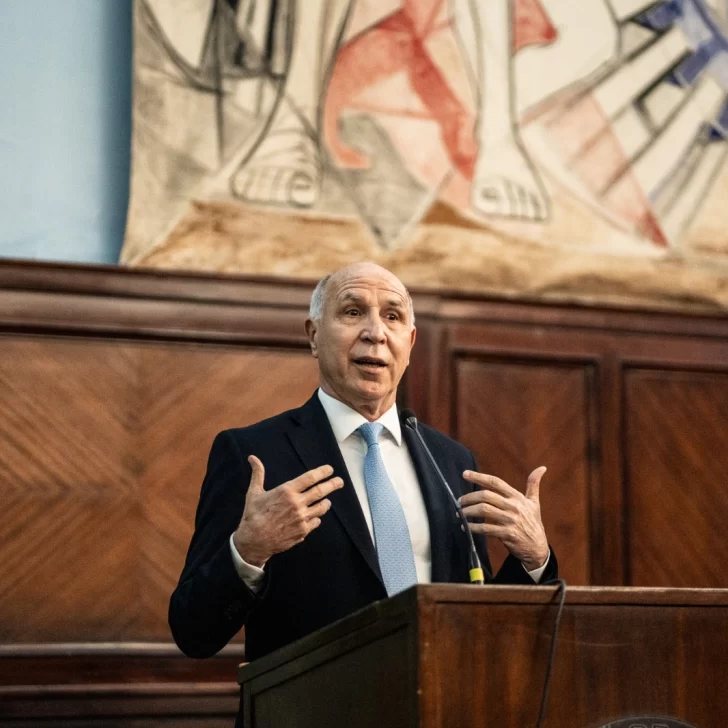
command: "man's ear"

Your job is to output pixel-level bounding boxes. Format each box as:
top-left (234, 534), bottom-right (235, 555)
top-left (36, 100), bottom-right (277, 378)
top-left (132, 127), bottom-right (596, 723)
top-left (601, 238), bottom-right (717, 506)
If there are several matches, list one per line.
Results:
top-left (304, 318), bottom-right (319, 358)
top-left (405, 326), bottom-right (416, 366)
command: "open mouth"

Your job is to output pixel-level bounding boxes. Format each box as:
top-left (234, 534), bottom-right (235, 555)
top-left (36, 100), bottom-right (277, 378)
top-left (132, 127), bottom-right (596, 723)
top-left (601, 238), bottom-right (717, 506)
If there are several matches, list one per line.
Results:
top-left (353, 357), bottom-right (387, 369)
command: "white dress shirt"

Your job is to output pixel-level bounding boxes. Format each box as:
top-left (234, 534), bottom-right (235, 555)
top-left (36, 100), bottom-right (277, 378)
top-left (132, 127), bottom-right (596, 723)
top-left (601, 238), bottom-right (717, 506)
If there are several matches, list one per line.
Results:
top-left (230, 388), bottom-right (548, 589)
top-left (316, 388), bottom-right (433, 583)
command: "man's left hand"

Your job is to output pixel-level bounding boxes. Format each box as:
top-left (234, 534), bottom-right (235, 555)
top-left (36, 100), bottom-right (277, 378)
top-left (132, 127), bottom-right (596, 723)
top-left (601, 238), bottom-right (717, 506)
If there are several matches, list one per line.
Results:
top-left (459, 467), bottom-right (549, 571)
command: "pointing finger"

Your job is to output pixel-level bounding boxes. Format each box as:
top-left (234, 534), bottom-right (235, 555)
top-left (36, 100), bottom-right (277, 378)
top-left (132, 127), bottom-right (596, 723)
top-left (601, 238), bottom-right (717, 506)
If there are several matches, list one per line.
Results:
top-left (467, 522), bottom-right (508, 538)
top-left (305, 517), bottom-right (323, 535)
top-left (292, 464), bottom-right (335, 492)
top-left (526, 466), bottom-right (547, 501)
top-left (463, 471), bottom-right (517, 496)
top-left (459, 490), bottom-right (510, 511)
top-left (301, 477), bottom-right (344, 506)
top-left (461, 503), bottom-right (511, 524)
top-left (248, 455), bottom-right (265, 492)
top-left (307, 498), bottom-right (333, 519)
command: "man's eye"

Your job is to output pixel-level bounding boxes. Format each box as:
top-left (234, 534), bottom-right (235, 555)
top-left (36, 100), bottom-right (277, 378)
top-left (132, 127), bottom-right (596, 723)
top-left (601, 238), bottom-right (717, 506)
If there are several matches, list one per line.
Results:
top-left (386, 313), bottom-right (400, 321)
top-left (345, 309), bottom-right (360, 316)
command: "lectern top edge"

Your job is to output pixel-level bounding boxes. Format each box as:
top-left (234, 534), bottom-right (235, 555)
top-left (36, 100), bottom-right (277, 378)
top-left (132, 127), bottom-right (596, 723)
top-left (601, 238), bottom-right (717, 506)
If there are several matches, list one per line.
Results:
top-left (417, 583), bottom-right (728, 606)
top-left (237, 584), bottom-right (728, 686)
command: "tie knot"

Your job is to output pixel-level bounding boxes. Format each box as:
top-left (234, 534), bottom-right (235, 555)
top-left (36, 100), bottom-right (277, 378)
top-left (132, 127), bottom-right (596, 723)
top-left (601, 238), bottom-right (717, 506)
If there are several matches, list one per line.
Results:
top-left (358, 421), bottom-right (383, 448)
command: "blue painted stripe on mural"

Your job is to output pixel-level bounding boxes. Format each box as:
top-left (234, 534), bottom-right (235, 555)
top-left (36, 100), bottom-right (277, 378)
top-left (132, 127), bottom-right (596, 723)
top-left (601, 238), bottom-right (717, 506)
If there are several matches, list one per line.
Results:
top-left (708, 99), bottom-right (728, 139)
top-left (690, 0), bottom-right (728, 52)
top-left (671, 36), bottom-right (723, 86)
top-left (635, 0), bottom-right (684, 31)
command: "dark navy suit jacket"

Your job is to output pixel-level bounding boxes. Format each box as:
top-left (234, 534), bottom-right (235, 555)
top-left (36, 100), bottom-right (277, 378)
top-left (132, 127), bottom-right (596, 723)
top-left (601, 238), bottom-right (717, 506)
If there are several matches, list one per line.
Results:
top-left (169, 392), bottom-right (558, 700)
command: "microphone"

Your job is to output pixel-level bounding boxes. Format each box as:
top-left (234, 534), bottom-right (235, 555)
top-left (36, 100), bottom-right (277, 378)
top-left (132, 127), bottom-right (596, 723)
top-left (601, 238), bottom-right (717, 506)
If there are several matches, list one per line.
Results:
top-left (399, 408), bottom-right (488, 584)
top-left (403, 409), bottom-right (567, 728)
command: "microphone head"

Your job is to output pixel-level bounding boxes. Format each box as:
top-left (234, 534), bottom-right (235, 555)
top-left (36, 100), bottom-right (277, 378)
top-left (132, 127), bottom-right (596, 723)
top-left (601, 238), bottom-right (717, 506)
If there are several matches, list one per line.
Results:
top-left (399, 407), bottom-right (418, 429)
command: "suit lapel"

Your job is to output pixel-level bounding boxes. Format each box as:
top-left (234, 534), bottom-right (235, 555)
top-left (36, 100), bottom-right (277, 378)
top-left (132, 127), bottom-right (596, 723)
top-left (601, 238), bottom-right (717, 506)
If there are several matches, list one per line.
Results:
top-left (287, 394), bottom-right (383, 584)
top-left (402, 426), bottom-right (456, 583)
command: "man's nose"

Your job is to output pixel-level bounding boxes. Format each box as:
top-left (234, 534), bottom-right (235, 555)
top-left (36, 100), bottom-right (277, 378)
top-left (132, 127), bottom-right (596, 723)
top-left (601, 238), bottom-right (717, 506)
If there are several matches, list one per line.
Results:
top-left (361, 314), bottom-right (386, 342)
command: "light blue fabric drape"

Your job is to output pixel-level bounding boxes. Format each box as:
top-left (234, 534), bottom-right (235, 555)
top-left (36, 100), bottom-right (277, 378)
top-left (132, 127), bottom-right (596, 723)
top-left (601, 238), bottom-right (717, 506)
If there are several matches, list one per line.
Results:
top-left (0, 0), bottom-right (132, 264)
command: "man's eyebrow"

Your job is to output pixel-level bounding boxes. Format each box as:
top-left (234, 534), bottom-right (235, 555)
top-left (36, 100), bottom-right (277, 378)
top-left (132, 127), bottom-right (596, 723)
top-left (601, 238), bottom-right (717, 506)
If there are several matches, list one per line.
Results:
top-left (338, 293), bottom-right (407, 307)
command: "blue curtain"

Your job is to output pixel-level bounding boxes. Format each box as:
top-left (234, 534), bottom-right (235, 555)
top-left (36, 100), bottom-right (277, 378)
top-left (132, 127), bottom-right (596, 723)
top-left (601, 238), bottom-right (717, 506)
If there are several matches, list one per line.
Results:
top-left (0, 0), bottom-right (132, 264)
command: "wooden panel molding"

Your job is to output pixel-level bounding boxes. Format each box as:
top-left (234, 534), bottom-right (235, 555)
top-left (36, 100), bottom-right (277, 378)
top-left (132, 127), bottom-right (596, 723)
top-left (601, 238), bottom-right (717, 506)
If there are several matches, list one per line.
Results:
top-left (1, 259), bottom-right (728, 723)
top-left (625, 368), bottom-right (728, 587)
top-left (453, 358), bottom-right (595, 585)
top-left (0, 643), bottom-right (242, 727)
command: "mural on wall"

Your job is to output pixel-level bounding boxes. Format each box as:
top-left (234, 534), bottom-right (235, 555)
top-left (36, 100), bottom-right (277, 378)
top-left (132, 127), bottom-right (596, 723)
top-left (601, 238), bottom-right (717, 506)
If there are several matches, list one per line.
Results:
top-left (123, 0), bottom-right (728, 309)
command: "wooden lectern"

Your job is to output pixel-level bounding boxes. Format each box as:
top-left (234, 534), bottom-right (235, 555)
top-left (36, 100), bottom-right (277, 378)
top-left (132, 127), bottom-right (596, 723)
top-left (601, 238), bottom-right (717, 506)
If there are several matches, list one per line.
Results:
top-left (238, 585), bottom-right (728, 728)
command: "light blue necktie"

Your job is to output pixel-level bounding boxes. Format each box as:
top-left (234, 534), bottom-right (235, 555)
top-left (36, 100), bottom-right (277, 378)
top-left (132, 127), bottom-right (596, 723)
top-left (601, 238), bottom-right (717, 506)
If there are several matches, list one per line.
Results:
top-left (358, 422), bottom-right (418, 596)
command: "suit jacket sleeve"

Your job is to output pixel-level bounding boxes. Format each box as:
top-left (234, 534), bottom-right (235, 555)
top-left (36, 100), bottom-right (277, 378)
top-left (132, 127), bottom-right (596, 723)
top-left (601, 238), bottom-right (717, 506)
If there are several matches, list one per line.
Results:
top-left (465, 451), bottom-right (559, 585)
top-left (169, 431), bottom-right (268, 658)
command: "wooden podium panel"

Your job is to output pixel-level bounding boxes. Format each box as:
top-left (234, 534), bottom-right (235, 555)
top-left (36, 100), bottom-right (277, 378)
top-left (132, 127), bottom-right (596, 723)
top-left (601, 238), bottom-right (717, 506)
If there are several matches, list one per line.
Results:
top-left (239, 585), bottom-right (728, 728)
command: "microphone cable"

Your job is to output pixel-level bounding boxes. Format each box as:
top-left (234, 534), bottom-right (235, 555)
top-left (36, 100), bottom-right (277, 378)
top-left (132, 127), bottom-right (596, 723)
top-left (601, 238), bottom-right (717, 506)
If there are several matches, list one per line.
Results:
top-left (400, 408), bottom-right (491, 583)
top-left (535, 578), bottom-right (567, 728)
top-left (399, 408), bottom-right (566, 727)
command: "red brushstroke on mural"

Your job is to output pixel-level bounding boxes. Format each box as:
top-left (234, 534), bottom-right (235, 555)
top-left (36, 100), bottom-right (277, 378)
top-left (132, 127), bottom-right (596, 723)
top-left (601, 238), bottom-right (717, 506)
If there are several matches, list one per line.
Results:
top-left (513, 0), bottom-right (557, 52)
top-left (324, 0), bottom-right (557, 180)
top-left (547, 95), bottom-right (669, 247)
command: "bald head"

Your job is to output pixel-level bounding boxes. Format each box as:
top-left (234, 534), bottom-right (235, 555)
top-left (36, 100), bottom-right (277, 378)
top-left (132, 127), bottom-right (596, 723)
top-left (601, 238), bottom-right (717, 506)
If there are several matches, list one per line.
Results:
top-left (309, 263), bottom-right (415, 328)
top-left (304, 262), bottom-right (417, 419)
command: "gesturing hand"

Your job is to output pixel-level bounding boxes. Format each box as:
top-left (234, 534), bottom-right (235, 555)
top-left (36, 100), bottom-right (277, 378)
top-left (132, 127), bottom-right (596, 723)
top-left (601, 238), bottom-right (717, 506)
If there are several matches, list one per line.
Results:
top-left (233, 456), bottom-right (344, 568)
top-left (459, 467), bottom-right (549, 571)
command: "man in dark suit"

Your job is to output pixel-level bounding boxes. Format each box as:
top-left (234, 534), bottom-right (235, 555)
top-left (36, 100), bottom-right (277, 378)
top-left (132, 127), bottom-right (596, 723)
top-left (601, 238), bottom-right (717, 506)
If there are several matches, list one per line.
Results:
top-left (170, 262), bottom-right (557, 716)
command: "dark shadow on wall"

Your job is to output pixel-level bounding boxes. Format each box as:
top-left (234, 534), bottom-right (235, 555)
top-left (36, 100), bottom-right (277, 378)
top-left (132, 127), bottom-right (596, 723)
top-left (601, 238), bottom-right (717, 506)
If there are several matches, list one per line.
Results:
top-left (100, 0), bottom-right (133, 265)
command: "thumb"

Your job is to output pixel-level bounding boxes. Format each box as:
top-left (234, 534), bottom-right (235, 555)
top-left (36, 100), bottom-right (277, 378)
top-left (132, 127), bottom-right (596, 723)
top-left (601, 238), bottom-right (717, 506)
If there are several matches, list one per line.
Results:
top-left (526, 466), bottom-right (546, 501)
top-left (247, 455), bottom-right (265, 493)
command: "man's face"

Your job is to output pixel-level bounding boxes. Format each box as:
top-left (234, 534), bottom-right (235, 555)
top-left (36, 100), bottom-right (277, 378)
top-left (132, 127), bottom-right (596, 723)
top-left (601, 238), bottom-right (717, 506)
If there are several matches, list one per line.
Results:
top-left (305, 264), bottom-right (416, 418)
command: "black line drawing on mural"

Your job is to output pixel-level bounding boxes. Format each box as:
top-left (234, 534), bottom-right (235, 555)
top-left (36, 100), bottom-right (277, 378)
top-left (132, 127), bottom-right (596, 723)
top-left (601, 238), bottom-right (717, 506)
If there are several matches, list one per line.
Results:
top-left (139, 0), bottom-right (568, 249)
top-left (135, 0), bottom-right (728, 250)
top-left (534, 0), bottom-right (728, 246)
top-left (223, 0), bottom-right (559, 222)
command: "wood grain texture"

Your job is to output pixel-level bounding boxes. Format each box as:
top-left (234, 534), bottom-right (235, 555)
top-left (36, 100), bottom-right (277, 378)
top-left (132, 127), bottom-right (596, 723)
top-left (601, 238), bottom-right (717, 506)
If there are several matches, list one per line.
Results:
top-left (136, 343), bottom-right (319, 639)
top-left (0, 684), bottom-right (238, 727)
top-left (0, 339), bottom-right (139, 642)
top-left (453, 359), bottom-right (594, 585)
top-left (625, 368), bottom-right (728, 587)
top-left (239, 585), bottom-right (728, 728)
top-left (0, 644), bottom-right (243, 727)
top-left (0, 259), bottom-right (728, 727)
top-left (427, 599), bottom-right (728, 727)
top-left (0, 337), bottom-right (318, 642)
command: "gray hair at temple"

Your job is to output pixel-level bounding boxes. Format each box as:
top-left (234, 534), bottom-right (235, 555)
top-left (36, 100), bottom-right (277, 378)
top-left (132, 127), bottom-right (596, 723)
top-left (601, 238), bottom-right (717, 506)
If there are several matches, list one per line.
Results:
top-left (308, 271), bottom-right (415, 328)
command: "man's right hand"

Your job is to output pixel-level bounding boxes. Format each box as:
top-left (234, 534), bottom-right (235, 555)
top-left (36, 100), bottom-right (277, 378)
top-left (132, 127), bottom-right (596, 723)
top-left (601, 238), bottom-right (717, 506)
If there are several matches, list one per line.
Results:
top-left (232, 455), bottom-right (344, 568)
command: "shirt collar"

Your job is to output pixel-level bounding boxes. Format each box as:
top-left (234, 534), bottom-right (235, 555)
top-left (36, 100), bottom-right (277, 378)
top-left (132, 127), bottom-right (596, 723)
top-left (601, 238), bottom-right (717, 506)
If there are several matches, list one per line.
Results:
top-left (317, 388), bottom-right (402, 445)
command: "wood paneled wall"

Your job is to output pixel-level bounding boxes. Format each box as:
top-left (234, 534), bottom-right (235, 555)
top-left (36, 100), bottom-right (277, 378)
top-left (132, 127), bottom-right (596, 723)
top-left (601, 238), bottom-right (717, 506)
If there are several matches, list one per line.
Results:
top-left (0, 339), bottom-right (318, 644)
top-left (0, 260), bottom-right (727, 722)
top-left (406, 303), bottom-right (728, 588)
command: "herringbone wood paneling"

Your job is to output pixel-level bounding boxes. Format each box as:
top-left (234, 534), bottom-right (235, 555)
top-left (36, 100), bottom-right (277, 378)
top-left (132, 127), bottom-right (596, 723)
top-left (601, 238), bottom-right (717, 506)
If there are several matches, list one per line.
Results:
top-left (4, 261), bottom-right (727, 728)
top-left (0, 339), bottom-right (140, 641)
top-left (625, 369), bottom-right (728, 587)
top-left (453, 359), bottom-right (595, 584)
top-left (137, 344), bottom-right (319, 639)
top-left (0, 337), bottom-right (319, 642)
top-left (2, 259), bottom-right (728, 651)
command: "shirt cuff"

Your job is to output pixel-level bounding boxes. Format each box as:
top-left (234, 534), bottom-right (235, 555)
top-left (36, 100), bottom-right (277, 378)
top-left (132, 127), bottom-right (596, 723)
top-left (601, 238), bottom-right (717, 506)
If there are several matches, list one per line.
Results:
top-left (229, 533), bottom-right (266, 593)
top-left (523, 551), bottom-right (550, 584)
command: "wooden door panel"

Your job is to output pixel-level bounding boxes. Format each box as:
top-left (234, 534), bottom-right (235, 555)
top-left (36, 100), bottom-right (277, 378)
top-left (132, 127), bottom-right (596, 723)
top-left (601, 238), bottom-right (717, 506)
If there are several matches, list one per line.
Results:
top-left (625, 368), bottom-right (728, 586)
top-left (453, 358), bottom-right (595, 585)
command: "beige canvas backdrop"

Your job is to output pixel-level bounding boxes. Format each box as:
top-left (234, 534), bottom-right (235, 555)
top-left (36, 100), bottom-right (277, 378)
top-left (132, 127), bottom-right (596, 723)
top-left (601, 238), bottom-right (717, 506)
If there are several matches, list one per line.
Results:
top-left (123, 0), bottom-right (728, 310)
